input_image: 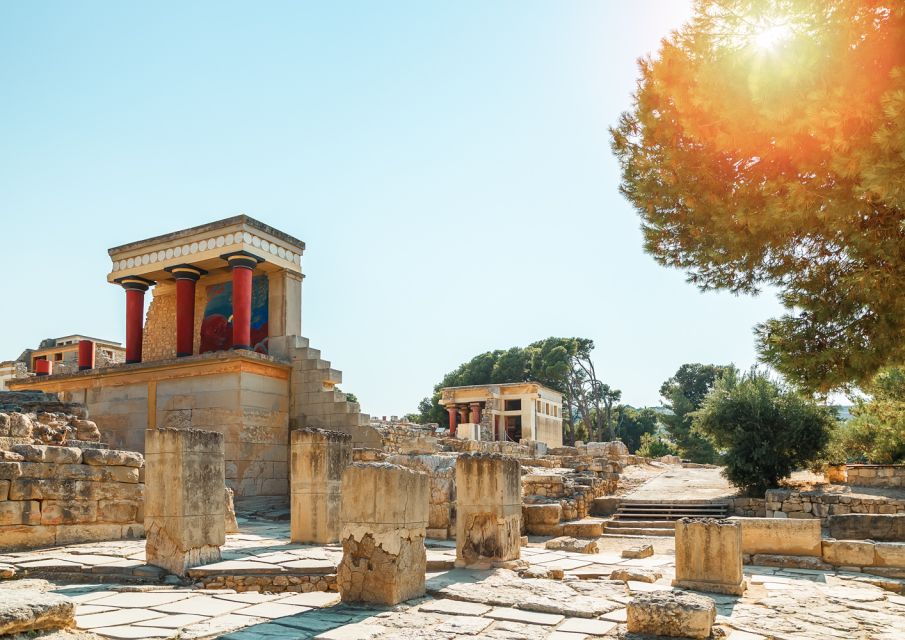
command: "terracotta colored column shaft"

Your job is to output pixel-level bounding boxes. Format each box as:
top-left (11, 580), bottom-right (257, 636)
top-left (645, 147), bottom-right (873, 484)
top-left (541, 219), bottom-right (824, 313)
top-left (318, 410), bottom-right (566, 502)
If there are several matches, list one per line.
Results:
top-left (447, 407), bottom-right (458, 437)
top-left (470, 403), bottom-right (481, 424)
top-left (231, 265), bottom-right (253, 349)
top-left (78, 340), bottom-right (95, 371)
top-left (125, 288), bottom-right (145, 364)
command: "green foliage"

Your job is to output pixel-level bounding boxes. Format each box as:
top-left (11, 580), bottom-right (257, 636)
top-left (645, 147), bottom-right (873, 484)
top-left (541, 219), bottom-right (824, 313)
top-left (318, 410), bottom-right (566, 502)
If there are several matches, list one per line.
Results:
top-left (836, 367), bottom-right (905, 464)
top-left (611, 1), bottom-right (905, 393)
top-left (637, 432), bottom-right (679, 459)
top-left (614, 406), bottom-right (661, 453)
top-left (694, 368), bottom-right (835, 495)
top-left (402, 412), bottom-right (422, 424)
top-left (659, 363), bottom-right (734, 463)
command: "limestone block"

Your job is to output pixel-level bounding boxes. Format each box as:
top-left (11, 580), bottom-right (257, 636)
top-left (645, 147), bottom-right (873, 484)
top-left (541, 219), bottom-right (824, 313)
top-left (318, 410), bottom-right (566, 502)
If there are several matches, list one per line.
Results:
top-left (8, 414), bottom-right (33, 438)
top-left (0, 590), bottom-right (74, 635)
top-left (627, 591), bottom-right (716, 639)
top-left (0, 480), bottom-right (7, 501)
top-left (523, 503), bottom-right (561, 525)
top-left (338, 462), bottom-right (428, 605)
top-left (82, 449), bottom-right (144, 467)
top-left (611, 567), bottom-right (663, 583)
top-left (673, 518), bottom-right (746, 595)
top-left (729, 517), bottom-right (822, 556)
top-left (828, 514), bottom-right (905, 541)
top-left (545, 536), bottom-right (599, 554)
top-left (874, 542), bottom-right (905, 568)
top-left (40, 500), bottom-right (98, 525)
top-left (0, 500), bottom-right (41, 526)
top-left (97, 500), bottom-right (139, 524)
top-left (10, 445), bottom-right (82, 464)
top-left (145, 428), bottom-right (225, 576)
top-left (0, 525), bottom-right (56, 551)
top-left (71, 419), bottom-right (101, 441)
top-left (290, 428), bottom-right (352, 544)
top-left (622, 544), bottom-right (654, 559)
top-left (822, 539), bottom-right (875, 566)
top-left (0, 462), bottom-right (21, 481)
top-left (456, 454), bottom-right (521, 567)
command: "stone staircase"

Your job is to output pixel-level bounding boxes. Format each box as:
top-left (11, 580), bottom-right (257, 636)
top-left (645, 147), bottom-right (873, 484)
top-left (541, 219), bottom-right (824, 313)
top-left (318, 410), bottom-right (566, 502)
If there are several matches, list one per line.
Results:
top-left (602, 500), bottom-right (731, 537)
top-left (270, 335), bottom-right (380, 448)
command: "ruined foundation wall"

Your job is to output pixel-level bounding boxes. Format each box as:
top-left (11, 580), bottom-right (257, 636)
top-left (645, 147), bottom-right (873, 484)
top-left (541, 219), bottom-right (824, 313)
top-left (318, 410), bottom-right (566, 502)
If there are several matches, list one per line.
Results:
top-left (0, 444), bottom-right (144, 552)
top-left (845, 464), bottom-right (905, 489)
top-left (387, 454), bottom-right (456, 540)
top-left (764, 489), bottom-right (905, 525)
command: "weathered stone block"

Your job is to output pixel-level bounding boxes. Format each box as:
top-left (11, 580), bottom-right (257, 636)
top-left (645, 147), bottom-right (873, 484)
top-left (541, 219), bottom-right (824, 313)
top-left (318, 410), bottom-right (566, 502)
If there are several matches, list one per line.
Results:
top-left (144, 428), bottom-right (225, 576)
top-left (82, 448), bottom-right (144, 467)
top-left (40, 500), bottom-right (98, 525)
top-left (0, 590), bottom-right (74, 635)
top-left (673, 518), bottom-right (746, 595)
top-left (0, 500), bottom-right (41, 526)
top-left (828, 514), bottom-right (905, 541)
top-left (338, 462), bottom-right (428, 605)
top-left (0, 462), bottom-right (21, 481)
top-left (729, 516), bottom-right (822, 556)
top-left (97, 500), bottom-right (139, 524)
top-left (623, 544), bottom-right (654, 559)
top-left (290, 428), bottom-right (352, 544)
top-left (523, 503), bottom-right (561, 525)
top-left (822, 539), bottom-right (875, 566)
top-left (10, 445), bottom-right (82, 464)
top-left (0, 524), bottom-right (56, 551)
top-left (0, 480), bottom-right (8, 501)
top-left (874, 542), bottom-right (905, 568)
top-left (627, 591), bottom-right (716, 639)
top-left (456, 453), bottom-right (521, 567)
top-left (545, 536), bottom-right (599, 554)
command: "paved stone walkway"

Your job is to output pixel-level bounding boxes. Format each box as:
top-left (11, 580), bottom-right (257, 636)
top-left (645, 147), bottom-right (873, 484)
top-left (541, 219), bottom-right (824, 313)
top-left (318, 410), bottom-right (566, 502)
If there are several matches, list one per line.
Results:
top-left (2, 521), bottom-right (905, 638)
top-left (623, 465), bottom-right (737, 503)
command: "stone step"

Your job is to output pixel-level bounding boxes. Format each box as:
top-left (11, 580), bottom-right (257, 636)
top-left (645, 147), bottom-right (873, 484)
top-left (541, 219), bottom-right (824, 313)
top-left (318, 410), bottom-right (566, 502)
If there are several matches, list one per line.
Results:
top-left (603, 526), bottom-right (675, 537)
top-left (606, 520), bottom-right (676, 529)
top-left (561, 518), bottom-right (605, 537)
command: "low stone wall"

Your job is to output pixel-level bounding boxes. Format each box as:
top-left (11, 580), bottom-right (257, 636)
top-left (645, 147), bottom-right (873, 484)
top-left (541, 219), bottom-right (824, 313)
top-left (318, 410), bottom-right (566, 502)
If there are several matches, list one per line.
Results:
top-left (845, 464), bottom-right (905, 488)
top-left (375, 424), bottom-right (439, 455)
top-left (193, 572), bottom-right (338, 593)
top-left (828, 514), bottom-right (905, 542)
top-left (730, 497), bottom-right (767, 518)
top-left (522, 469), bottom-right (619, 528)
top-left (764, 489), bottom-right (905, 524)
top-left (0, 444), bottom-right (144, 551)
top-left (729, 517), bottom-right (822, 556)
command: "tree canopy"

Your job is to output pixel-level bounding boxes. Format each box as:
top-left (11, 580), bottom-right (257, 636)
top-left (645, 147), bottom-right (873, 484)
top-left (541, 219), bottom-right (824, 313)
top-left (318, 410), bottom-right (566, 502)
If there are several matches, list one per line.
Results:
top-left (659, 363), bottom-right (734, 462)
top-left (612, 1), bottom-right (905, 393)
top-left (694, 368), bottom-right (835, 494)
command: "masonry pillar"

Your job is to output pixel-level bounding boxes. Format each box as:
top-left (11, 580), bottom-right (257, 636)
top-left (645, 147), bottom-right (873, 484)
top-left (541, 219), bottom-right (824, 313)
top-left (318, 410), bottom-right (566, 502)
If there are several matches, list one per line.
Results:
top-left (447, 407), bottom-right (458, 437)
top-left (116, 276), bottom-right (153, 364)
top-left (469, 402), bottom-right (481, 424)
top-left (291, 428), bottom-right (352, 544)
top-left (673, 518), bottom-right (747, 595)
top-left (78, 340), bottom-right (95, 371)
top-left (338, 462), bottom-right (428, 605)
top-left (221, 251), bottom-right (264, 350)
top-left (455, 453), bottom-right (522, 567)
top-left (166, 264), bottom-right (206, 357)
top-left (144, 428), bottom-right (226, 577)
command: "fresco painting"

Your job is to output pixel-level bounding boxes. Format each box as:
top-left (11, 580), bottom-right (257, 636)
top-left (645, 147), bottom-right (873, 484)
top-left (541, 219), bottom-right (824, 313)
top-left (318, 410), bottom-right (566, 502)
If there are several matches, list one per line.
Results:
top-left (200, 275), bottom-right (269, 354)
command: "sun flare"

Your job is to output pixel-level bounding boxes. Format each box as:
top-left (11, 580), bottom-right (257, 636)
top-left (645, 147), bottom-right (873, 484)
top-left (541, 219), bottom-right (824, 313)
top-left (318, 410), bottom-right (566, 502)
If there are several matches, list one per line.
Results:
top-left (754, 22), bottom-right (792, 51)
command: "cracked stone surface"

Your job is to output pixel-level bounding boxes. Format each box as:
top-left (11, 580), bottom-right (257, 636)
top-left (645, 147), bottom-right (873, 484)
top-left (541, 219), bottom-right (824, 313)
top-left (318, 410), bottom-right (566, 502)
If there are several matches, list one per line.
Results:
top-left (0, 521), bottom-right (903, 638)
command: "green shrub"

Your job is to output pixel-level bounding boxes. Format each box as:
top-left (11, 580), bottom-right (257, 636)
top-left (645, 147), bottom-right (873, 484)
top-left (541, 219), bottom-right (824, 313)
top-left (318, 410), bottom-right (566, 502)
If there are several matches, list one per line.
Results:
top-left (693, 369), bottom-right (834, 495)
top-left (637, 432), bottom-right (679, 459)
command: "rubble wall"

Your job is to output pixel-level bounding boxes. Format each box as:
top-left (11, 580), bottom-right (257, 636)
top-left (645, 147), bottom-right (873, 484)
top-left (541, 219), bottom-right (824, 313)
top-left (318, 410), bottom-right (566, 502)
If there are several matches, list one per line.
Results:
top-left (0, 444), bottom-right (144, 552)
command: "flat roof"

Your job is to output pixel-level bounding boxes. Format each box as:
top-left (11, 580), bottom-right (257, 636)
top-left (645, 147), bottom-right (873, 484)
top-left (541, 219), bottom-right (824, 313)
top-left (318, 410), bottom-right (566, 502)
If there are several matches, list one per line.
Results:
top-left (441, 381), bottom-right (561, 395)
top-left (108, 215), bottom-right (305, 255)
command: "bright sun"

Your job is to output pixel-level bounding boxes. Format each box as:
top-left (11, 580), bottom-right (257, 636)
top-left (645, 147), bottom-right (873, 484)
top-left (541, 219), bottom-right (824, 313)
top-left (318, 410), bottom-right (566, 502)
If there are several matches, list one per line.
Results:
top-left (754, 23), bottom-right (792, 51)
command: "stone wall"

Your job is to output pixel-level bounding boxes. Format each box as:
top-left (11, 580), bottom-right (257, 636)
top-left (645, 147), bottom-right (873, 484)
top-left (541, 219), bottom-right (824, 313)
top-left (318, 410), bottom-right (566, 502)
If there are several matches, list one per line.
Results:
top-left (376, 424), bottom-right (439, 455)
top-left (730, 497), bottom-right (768, 518)
top-left (763, 489), bottom-right (905, 525)
top-left (0, 444), bottom-right (144, 551)
top-left (845, 464), bottom-right (905, 488)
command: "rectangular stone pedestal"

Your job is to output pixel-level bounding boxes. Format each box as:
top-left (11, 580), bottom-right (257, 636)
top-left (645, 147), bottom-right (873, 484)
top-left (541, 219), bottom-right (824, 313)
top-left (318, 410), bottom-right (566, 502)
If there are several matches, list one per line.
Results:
top-left (673, 518), bottom-right (746, 595)
top-left (145, 428), bottom-right (225, 576)
top-left (290, 428), bottom-right (352, 544)
top-left (338, 462), bottom-right (428, 605)
top-left (455, 453), bottom-right (522, 567)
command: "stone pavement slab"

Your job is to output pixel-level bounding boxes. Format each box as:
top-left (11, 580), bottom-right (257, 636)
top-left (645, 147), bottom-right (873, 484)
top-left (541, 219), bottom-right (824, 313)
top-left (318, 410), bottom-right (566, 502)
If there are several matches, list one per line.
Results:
top-left (92, 625), bottom-right (175, 639)
top-left (178, 613), bottom-right (268, 639)
top-left (152, 595), bottom-right (250, 615)
top-left (279, 591), bottom-right (341, 608)
top-left (133, 613), bottom-right (208, 628)
top-left (487, 606), bottom-right (565, 625)
top-left (435, 615), bottom-right (494, 634)
top-left (418, 597), bottom-right (492, 616)
top-left (558, 617), bottom-right (619, 635)
top-left (76, 607), bottom-right (166, 629)
top-left (548, 632), bottom-right (588, 640)
top-left (234, 601), bottom-right (312, 619)
top-left (314, 622), bottom-right (387, 639)
top-left (90, 591), bottom-right (195, 608)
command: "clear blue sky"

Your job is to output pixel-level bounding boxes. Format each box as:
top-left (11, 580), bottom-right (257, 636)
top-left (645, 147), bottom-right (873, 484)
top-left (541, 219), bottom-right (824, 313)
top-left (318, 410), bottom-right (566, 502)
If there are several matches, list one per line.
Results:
top-left (0, 1), bottom-right (788, 416)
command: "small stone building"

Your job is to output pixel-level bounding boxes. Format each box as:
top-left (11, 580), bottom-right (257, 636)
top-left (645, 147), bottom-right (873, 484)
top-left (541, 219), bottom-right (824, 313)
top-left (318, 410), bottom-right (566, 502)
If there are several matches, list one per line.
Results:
top-left (440, 382), bottom-right (563, 448)
top-left (9, 216), bottom-right (380, 497)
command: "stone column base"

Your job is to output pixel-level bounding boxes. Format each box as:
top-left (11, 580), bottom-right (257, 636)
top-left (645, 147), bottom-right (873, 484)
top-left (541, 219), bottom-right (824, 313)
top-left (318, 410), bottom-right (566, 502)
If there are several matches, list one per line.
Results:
top-left (671, 578), bottom-right (747, 596)
top-left (338, 532), bottom-right (426, 605)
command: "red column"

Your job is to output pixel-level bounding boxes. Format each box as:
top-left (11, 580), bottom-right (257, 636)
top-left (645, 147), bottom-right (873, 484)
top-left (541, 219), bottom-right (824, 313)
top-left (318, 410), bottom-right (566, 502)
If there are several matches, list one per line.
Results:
top-left (116, 277), bottom-right (153, 364)
top-left (78, 340), bottom-right (95, 371)
top-left (459, 407), bottom-right (469, 424)
top-left (35, 360), bottom-right (52, 376)
top-left (166, 265), bottom-right (206, 357)
top-left (447, 406), bottom-right (458, 436)
top-left (221, 251), bottom-right (263, 350)
top-left (470, 403), bottom-right (481, 424)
